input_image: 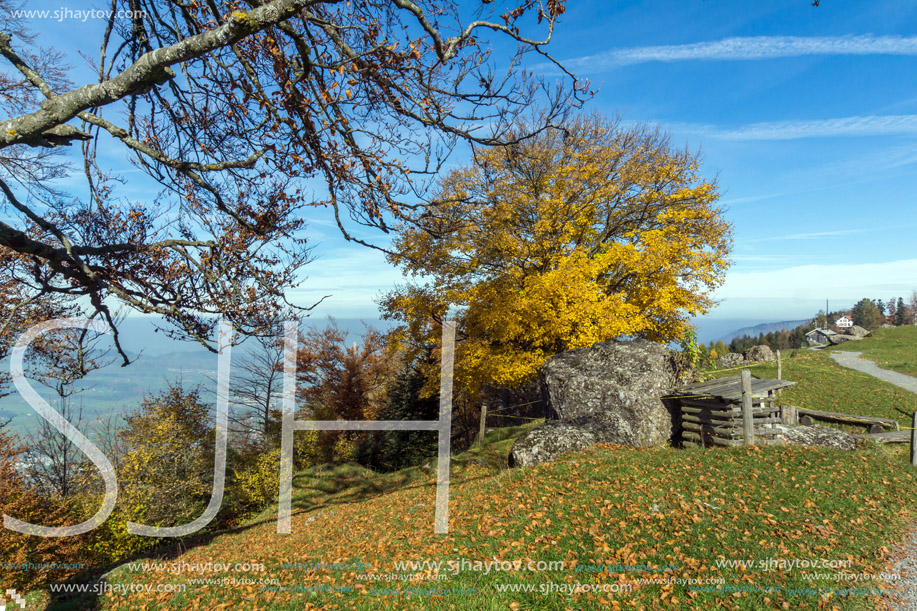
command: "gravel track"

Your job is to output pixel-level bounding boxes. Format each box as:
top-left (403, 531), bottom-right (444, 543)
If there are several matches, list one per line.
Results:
top-left (827, 350), bottom-right (917, 611)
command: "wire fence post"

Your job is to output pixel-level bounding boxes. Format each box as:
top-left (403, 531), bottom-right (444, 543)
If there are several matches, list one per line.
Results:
top-left (910, 412), bottom-right (917, 468)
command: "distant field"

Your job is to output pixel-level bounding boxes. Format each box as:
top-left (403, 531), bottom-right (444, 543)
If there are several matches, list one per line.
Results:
top-left (708, 348), bottom-right (917, 429)
top-left (0, 350), bottom-right (217, 435)
top-left (831, 325), bottom-right (917, 378)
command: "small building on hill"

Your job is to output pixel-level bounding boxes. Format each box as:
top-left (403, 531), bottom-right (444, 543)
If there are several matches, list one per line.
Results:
top-left (835, 315), bottom-right (854, 328)
top-left (806, 328), bottom-right (837, 346)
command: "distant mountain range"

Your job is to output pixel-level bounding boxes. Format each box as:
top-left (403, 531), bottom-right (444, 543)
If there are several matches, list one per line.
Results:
top-left (718, 319), bottom-right (812, 344)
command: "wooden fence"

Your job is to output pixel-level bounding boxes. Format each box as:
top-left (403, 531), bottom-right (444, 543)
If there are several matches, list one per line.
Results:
top-left (676, 370), bottom-right (796, 448)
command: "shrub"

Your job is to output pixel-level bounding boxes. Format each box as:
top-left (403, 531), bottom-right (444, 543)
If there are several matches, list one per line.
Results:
top-left (0, 425), bottom-right (86, 591)
top-left (231, 447), bottom-right (282, 514)
top-left (79, 385), bottom-right (217, 562)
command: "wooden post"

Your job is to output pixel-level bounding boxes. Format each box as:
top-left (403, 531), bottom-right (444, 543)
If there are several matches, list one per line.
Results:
top-left (910, 412), bottom-right (917, 468)
top-left (780, 404), bottom-right (798, 426)
top-left (776, 350), bottom-right (782, 380)
top-left (476, 404), bottom-right (488, 446)
top-left (741, 369), bottom-right (755, 446)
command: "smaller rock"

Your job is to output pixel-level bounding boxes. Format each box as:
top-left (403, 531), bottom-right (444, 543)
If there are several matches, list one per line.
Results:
top-left (846, 325), bottom-right (871, 337)
top-left (743, 345), bottom-right (776, 362)
top-left (717, 353), bottom-right (745, 369)
top-left (771, 424), bottom-right (859, 450)
top-left (508, 423), bottom-right (597, 468)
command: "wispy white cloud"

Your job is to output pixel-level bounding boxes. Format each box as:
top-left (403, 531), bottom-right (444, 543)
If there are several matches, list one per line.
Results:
top-left (543, 35), bottom-right (917, 74)
top-left (716, 258), bottom-right (917, 303)
top-left (717, 145), bottom-right (917, 208)
top-left (745, 229), bottom-right (864, 243)
top-left (671, 114), bottom-right (917, 140)
top-left (796, 144), bottom-right (917, 175)
top-left (721, 192), bottom-right (790, 206)
top-left (286, 246), bottom-right (405, 318)
top-left (730, 255), bottom-right (799, 262)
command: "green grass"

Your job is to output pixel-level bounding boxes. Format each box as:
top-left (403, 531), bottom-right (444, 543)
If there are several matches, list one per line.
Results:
top-left (706, 348), bottom-right (917, 429)
top-left (273, 424), bottom-right (538, 518)
top-left (830, 325), bottom-right (917, 378)
top-left (69, 423), bottom-right (916, 611)
top-left (39, 330), bottom-right (917, 611)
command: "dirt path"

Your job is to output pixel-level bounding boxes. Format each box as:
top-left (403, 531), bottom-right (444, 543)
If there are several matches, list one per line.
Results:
top-left (829, 351), bottom-right (917, 395)
top-left (879, 527), bottom-right (917, 611)
top-left (828, 351), bottom-right (917, 610)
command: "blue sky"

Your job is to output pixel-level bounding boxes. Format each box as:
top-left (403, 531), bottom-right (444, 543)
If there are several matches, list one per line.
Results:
top-left (10, 0), bottom-right (917, 343)
top-left (536, 1), bottom-right (917, 332)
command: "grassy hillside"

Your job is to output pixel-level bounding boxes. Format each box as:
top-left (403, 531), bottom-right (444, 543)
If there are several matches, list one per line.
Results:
top-left (31, 330), bottom-right (917, 611)
top-left (709, 348), bottom-right (917, 429)
top-left (38, 423), bottom-right (915, 611)
top-left (831, 325), bottom-right (917, 378)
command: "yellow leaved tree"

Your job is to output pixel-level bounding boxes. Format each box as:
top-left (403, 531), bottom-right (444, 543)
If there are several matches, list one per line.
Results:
top-left (382, 113), bottom-right (732, 396)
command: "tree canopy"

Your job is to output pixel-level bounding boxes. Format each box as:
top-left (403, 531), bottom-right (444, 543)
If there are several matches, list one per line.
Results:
top-left (0, 0), bottom-right (581, 366)
top-left (383, 113), bottom-right (732, 394)
top-left (851, 298), bottom-right (883, 330)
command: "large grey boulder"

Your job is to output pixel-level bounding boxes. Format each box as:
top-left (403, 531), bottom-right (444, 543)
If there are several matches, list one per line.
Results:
top-left (717, 352), bottom-right (745, 369)
top-left (743, 345), bottom-right (776, 362)
top-left (828, 334), bottom-right (862, 345)
top-left (846, 325), bottom-right (871, 338)
top-left (507, 339), bottom-right (688, 467)
top-left (771, 424), bottom-right (858, 451)
top-left (539, 339), bottom-right (685, 448)
top-left (508, 423), bottom-right (597, 468)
